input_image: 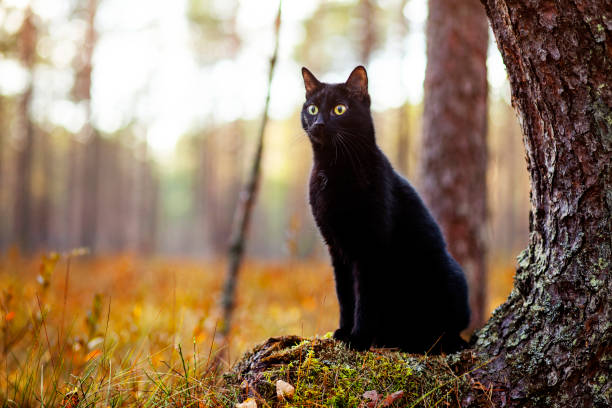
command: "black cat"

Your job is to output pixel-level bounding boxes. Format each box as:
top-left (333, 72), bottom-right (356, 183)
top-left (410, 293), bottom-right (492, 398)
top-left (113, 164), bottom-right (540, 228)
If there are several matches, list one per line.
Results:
top-left (300, 66), bottom-right (470, 354)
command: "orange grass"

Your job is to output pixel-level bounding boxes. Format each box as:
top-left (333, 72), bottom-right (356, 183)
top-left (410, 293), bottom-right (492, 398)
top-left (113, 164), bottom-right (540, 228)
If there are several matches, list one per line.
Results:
top-left (0, 250), bottom-right (515, 406)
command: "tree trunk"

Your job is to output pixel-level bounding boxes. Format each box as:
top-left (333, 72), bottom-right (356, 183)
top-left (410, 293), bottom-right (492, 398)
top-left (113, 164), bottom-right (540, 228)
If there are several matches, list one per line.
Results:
top-left (395, 0), bottom-right (410, 177)
top-left (80, 128), bottom-right (100, 250)
top-left (74, 0), bottom-right (99, 252)
top-left (358, 0), bottom-right (376, 64)
top-left (0, 96), bottom-right (4, 248)
top-left (421, 0), bottom-right (489, 329)
top-left (473, 1), bottom-right (611, 406)
top-left (219, 1), bottom-right (282, 343)
top-left (34, 131), bottom-right (52, 250)
top-left (13, 8), bottom-right (37, 254)
top-left (136, 142), bottom-right (158, 254)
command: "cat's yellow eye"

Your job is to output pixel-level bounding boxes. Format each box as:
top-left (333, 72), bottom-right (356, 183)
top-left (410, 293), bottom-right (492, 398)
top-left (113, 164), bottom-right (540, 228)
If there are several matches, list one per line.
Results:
top-left (307, 105), bottom-right (318, 115)
top-left (333, 104), bottom-right (347, 115)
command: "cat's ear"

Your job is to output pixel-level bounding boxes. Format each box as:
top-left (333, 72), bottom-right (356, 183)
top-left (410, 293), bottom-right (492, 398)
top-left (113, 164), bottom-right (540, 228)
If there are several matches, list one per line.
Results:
top-left (345, 66), bottom-right (368, 97)
top-left (302, 67), bottom-right (322, 97)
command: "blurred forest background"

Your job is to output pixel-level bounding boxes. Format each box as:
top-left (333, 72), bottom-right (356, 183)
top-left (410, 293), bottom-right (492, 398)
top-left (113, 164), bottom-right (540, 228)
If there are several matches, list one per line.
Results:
top-left (0, 0), bottom-right (531, 363)
top-left (0, 0), bottom-right (528, 261)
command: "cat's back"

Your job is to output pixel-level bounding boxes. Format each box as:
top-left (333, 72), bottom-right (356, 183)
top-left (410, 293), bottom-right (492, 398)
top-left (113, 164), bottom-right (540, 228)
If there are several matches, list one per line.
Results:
top-left (388, 170), bottom-right (449, 253)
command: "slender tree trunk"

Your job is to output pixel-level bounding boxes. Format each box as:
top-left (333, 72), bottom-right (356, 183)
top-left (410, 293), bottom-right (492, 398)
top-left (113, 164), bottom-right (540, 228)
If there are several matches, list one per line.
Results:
top-left (358, 0), bottom-right (376, 64)
top-left (115, 140), bottom-right (127, 251)
top-left (74, 0), bottom-right (99, 252)
top-left (472, 1), bottom-right (611, 406)
top-left (136, 141), bottom-right (158, 254)
top-left (0, 96), bottom-right (4, 249)
top-left (219, 1), bottom-right (282, 343)
top-left (35, 131), bottom-right (52, 250)
top-left (421, 0), bottom-right (489, 329)
top-left (192, 134), bottom-right (207, 253)
top-left (395, 0), bottom-right (410, 176)
top-left (13, 90), bottom-right (34, 253)
top-left (80, 128), bottom-right (99, 250)
top-left (13, 8), bottom-right (37, 254)
top-left (396, 105), bottom-right (410, 176)
top-left (65, 140), bottom-right (81, 249)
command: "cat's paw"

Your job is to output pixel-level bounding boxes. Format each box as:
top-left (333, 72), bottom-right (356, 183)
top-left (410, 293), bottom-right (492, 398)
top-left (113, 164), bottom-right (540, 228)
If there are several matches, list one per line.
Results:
top-left (346, 331), bottom-right (373, 351)
top-left (333, 328), bottom-right (351, 343)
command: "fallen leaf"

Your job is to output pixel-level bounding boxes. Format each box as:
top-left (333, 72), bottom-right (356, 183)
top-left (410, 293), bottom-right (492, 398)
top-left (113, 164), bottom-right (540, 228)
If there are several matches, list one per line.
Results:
top-left (235, 398), bottom-right (257, 408)
top-left (5, 311), bottom-right (15, 321)
top-left (363, 390), bottom-right (380, 408)
top-left (380, 390), bottom-right (405, 407)
top-left (363, 390), bottom-right (380, 401)
top-left (276, 379), bottom-right (295, 399)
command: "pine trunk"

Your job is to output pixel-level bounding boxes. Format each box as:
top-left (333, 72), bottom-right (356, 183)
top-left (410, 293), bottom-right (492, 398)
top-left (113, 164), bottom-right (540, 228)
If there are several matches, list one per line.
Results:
top-left (75, 0), bottom-right (99, 252)
top-left (474, 0), bottom-right (611, 406)
top-left (13, 88), bottom-right (34, 253)
top-left (421, 0), bottom-right (489, 329)
top-left (13, 8), bottom-right (37, 254)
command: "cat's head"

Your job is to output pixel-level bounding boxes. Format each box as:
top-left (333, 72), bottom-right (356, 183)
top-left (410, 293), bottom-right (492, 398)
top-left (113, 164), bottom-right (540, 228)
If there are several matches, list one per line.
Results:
top-left (300, 66), bottom-right (374, 149)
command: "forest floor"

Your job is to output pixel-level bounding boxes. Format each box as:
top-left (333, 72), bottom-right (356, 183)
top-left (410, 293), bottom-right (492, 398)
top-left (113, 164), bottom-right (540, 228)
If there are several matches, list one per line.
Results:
top-left (0, 250), bottom-right (514, 407)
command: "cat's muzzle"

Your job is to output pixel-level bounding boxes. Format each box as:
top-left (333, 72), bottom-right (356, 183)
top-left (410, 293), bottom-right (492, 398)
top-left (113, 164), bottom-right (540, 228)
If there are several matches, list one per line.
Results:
top-left (308, 123), bottom-right (326, 143)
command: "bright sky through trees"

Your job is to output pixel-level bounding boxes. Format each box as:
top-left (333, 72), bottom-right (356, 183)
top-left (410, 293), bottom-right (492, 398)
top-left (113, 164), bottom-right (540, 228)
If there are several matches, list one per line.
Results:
top-left (0, 0), bottom-right (508, 156)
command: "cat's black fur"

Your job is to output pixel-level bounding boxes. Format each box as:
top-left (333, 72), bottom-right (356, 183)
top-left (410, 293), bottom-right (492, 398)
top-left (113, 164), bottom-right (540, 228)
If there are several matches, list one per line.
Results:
top-left (300, 66), bottom-right (470, 354)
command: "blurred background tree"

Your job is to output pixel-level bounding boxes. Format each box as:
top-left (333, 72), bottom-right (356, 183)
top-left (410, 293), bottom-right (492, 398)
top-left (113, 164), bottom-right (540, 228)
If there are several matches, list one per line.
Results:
top-left (421, 0), bottom-right (489, 328)
top-left (0, 0), bottom-right (529, 317)
top-left (12, 7), bottom-right (37, 254)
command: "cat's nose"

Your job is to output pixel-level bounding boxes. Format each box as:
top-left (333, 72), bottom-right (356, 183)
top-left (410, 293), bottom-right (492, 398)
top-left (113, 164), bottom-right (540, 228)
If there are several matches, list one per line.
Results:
top-left (311, 116), bottom-right (325, 134)
top-left (312, 122), bottom-right (324, 132)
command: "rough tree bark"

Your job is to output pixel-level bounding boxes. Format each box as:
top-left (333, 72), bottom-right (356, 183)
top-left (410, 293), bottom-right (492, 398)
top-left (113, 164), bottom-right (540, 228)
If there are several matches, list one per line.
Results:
top-left (473, 0), bottom-right (611, 407)
top-left (421, 0), bottom-right (489, 329)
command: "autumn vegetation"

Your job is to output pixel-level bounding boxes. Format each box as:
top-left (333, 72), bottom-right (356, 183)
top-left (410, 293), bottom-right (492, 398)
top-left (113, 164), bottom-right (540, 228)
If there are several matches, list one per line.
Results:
top-left (0, 252), bottom-right (514, 406)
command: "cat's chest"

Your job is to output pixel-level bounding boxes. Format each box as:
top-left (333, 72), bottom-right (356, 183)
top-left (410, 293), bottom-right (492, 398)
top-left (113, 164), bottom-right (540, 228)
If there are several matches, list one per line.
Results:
top-left (309, 169), bottom-right (369, 222)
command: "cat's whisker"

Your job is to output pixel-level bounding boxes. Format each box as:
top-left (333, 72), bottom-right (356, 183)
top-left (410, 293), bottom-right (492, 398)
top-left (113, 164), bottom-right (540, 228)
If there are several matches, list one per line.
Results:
top-left (337, 132), bottom-right (366, 172)
top-left (337, 130), bottom-right (371, 151)
top-left (335, 133), bottom-right (366, 183)
top-left (288, 132), bottom-right (310, 150)
top-left (332, 137), bottom-right (339, 166)
top-left (335, 131), bottom-right (367, 156)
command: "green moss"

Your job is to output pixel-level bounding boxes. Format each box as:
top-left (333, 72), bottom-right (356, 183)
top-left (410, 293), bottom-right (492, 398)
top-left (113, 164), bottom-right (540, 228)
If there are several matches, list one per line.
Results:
top-left (228, 337), bottom-right (479, 407)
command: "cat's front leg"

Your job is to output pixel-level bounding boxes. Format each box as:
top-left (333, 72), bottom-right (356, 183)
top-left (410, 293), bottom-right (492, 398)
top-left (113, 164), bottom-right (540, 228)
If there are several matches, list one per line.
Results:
top-left (330, 249), bottom-right (354, 343)
top-left (347, 260), bottom-right (376, 351)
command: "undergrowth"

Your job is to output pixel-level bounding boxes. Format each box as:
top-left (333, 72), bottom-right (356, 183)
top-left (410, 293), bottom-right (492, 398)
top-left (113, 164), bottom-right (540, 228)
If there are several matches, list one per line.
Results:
top-left (227, 336), bottom-right (483, 407)
top-left (0, 251), bottom-right (511, 407)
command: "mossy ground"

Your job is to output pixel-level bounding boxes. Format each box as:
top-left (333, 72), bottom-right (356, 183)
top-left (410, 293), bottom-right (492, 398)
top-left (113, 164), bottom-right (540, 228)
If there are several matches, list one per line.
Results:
top-left (224, 335), bottom-right (488, 407)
